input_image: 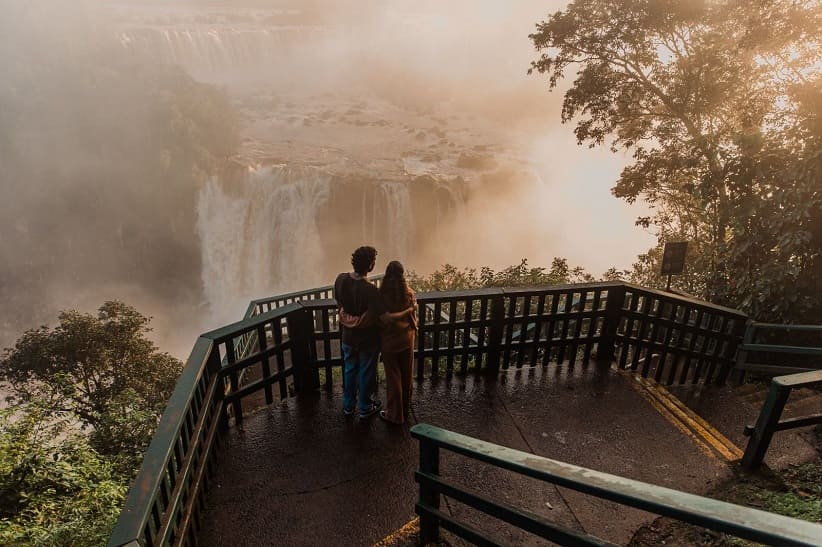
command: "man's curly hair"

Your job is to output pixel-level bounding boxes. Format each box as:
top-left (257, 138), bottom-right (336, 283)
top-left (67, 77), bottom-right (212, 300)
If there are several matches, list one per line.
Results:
top-left (351, 246), bottom-right (377, 275)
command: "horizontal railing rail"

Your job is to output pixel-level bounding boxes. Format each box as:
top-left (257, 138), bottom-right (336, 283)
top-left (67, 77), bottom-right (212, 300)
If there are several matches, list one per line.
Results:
top-left (742, 369), bottom-right (822, 470)
top-left (248, 274), bottom-right (384, 317)
top-left (735, 322), bottom-right (822, 376)
top-left (411, 423), bottom-right (822, 547)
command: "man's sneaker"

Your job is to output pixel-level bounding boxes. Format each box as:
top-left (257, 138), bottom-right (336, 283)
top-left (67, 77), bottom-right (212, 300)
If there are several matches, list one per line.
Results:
top-left (358, 400), bottom-right (382, 419)
top-left (343, 407), bottom-right (355, 417)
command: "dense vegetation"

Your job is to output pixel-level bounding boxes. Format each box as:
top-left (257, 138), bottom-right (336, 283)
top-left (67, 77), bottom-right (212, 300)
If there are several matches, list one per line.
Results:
top-left (530, 0), bottom-right (821, 323)
top-left (0, 303), bottom-right (182, 545)
top-left (407, 258), bottom-right (606, 292)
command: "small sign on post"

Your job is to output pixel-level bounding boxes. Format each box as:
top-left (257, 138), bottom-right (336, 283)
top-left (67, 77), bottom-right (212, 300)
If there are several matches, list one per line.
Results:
top-left (661, 241), bottom-right (688, 291)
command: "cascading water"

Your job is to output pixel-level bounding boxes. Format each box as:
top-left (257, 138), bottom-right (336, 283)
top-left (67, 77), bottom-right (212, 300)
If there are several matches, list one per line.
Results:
top-left (377, 182), bottom-right (413, 260)
top-left (197, 165), bottom-right (331, 317)
top-left (113, 6), bottom-right (477, 319)
top-left (197, 164), bottom-right (464, 317)
top-left (117, 25), bottom-right (336, 81)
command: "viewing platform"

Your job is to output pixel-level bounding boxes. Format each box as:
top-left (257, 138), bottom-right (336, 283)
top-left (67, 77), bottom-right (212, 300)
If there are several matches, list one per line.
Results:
top-left (107, 281), bottom-right (822, 546)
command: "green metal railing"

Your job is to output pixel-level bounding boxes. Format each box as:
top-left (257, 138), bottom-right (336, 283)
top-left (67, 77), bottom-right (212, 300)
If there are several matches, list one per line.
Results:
top-left (742, 369), bottom-right (822, 470)
top-left (107, 304), bottom-right (308, 547)
top-left (736, 322), bottom-right (822, 376)
top-left (107, 336), bottom-right (224, 547)
top-left (230, 275), bottom-right (385, 384)
top-left (414, 283), bottom-right (746, 383)
top-left (412, 423), bottom-right (822, 546)
top-left (108, 281), bottom-right (749, 547)
top-left (247, 274), bottom-right (384, 318)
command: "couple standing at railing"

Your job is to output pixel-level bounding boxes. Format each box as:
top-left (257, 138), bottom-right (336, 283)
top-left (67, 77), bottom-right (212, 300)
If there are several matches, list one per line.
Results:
top-left (334, 246), bottom-right (418, 423)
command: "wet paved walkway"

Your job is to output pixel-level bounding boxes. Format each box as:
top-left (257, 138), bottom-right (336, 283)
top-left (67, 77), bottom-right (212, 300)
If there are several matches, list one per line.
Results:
top-left (198, 363), bottom-right (818, 546)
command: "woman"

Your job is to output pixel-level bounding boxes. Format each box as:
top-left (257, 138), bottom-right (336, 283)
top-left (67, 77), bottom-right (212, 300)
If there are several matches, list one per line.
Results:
top-left (378, 260), bottom-right (417, 424)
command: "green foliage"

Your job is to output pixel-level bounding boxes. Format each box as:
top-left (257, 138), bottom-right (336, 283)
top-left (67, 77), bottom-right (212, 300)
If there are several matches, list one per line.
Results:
top-left (721, 92), bottom-right (822, 322)
top-left (0, 407), bottom-right (127, 546)
top-left (758, 490), bottom-right (822, 523)
top-left (407, 258), bottom-right (597, 292)
top-left (530, 0), bottom-right (822, 322)
top-left (724, 461), bottom-right (822, 525)
top-left (0, 302), bottom-right (182, 471)
top-left (0, 302), bottom-right (182, 545)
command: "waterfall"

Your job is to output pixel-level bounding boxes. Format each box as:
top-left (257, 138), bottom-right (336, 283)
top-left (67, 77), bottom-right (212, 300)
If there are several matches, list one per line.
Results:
top-left (378, 181), bottom-right (413, 260)
top-left (117, 25), bottom-right (333, 81)
top-left (197, 165), bottom-right (332, 317)
top-left (196, 165), bottom-right (465, 316)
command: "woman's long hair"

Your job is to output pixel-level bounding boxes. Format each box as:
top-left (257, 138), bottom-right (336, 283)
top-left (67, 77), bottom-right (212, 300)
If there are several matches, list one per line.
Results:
top-left (380, 260), bottom-right (412, 311)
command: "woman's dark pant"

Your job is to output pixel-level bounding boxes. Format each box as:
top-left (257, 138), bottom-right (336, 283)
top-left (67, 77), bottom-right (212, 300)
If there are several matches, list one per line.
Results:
top-left (382, 347), bottom-right (413, 423)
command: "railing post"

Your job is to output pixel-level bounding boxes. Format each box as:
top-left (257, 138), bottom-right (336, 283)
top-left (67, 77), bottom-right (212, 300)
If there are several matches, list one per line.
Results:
top-left (224, 339), bottom-right (243, 424)
top-left (418, 437), bottom-right (440, 545)
top-left (598, 284), bottom-right (626, 364)
top-left (486, 294), bottom-right (505, 376)
top-left (742, 380), bottom-right (791, 470)
top-left (286, 305), bottom-right (320, 394)
top-left (715, 317), bottom-right (748, 385)
top-left (735, 321), bottom-right (756, 384)
top-left (207, 345), bottom-right (229, 432)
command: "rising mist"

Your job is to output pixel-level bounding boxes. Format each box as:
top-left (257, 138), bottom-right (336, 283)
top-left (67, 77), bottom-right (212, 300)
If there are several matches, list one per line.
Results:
top-left (0, 1), bottom-right (653, 356)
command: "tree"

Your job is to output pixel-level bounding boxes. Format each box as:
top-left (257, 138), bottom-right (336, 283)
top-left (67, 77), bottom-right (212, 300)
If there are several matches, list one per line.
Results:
top-left (408, 258), bottom-right (596, 292)
top-left (0, 302), bottom-right (182, 544)
top-left (530, 0), bottom-right (821, 321)
top-left (723, 119), bottom-right (822, 321)
top-left (0, 301), bottom-right (182, 467)
top-left (0, 407), bottom-right (127, 546)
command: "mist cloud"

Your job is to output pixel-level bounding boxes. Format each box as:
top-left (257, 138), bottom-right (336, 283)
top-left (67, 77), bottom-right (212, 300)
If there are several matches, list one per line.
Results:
top-left (0, 1), bottom-right (653, 356)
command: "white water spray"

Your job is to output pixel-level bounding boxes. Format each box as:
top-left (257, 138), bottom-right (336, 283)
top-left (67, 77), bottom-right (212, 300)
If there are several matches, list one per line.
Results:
top-left (197, 165), bottom-right (331, 318)
top-left (196, 164), bottom-right (463, 318)
top-left (378, 181), bottom-right (413, 259)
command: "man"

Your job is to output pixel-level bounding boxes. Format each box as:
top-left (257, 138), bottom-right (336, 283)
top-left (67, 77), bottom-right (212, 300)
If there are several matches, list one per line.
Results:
top-left (335, 246), bottom-right (385, 418)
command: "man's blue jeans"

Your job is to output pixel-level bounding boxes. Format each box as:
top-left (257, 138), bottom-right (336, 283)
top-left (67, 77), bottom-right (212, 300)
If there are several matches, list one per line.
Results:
top-left (341, 343), bottom-right (379, 414)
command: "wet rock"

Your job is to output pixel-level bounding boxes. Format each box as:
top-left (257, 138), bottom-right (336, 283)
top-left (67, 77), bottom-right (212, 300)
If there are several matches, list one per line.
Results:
top-left (429, 127), bottom-right (447, 138)
top-left (456, 153), bottom-right (497, 170)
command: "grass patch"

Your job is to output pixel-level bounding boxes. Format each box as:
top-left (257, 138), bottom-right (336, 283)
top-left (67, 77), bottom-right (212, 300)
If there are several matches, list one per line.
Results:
top-left (631, 427), bottom-right (822, 546)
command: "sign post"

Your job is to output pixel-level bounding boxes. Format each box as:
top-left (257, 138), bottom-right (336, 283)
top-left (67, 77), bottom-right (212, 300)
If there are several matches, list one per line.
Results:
top-left (660, 241), bottom-right (688, 291)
